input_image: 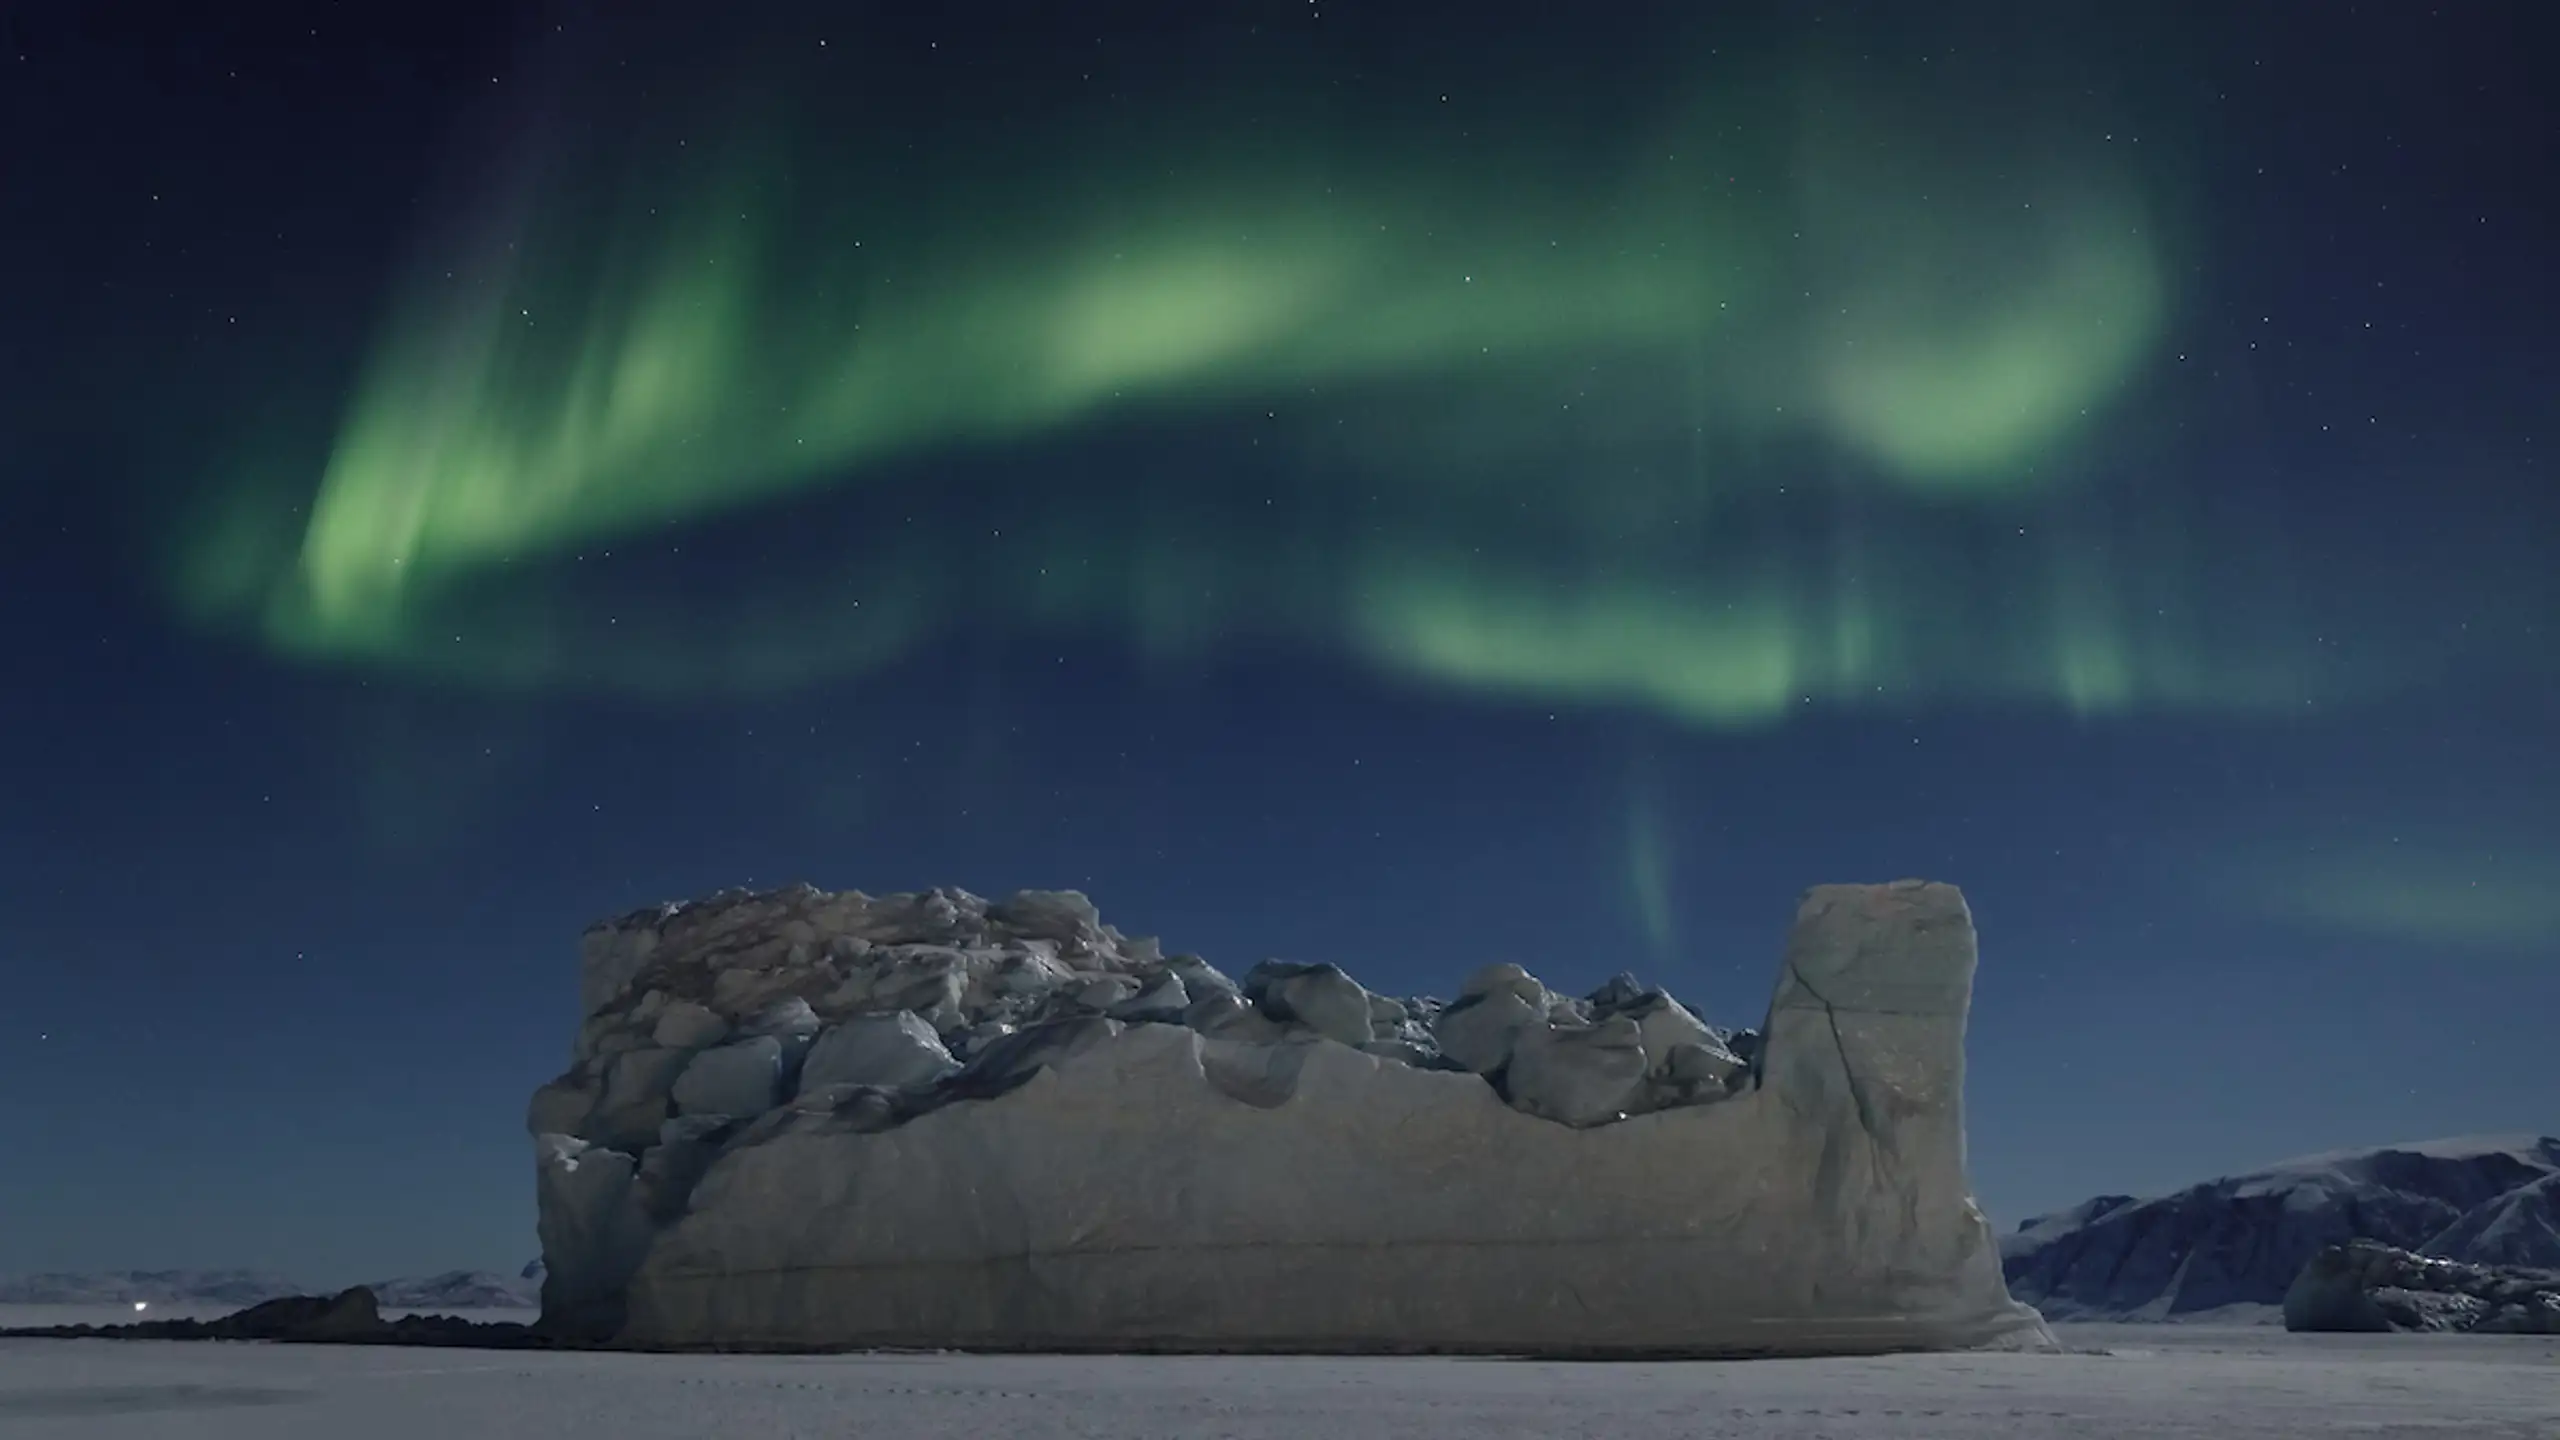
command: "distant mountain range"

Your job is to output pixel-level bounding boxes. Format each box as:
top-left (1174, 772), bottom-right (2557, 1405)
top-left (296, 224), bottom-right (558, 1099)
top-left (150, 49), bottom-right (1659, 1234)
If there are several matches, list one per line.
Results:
top-left (0, 1269), bottom-right (301, 1308)
top-left (2002, 1134), bottom-right (2560, 1321)
top-left (367, 1270), bottom-right (540, 1309)
top-left (0, 1266), bottom-right (538, 1310)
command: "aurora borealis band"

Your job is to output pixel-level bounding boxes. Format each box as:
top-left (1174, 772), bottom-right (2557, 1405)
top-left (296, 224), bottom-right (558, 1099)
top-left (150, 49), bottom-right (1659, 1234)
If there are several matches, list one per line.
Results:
top-left (160, 8), bottom-right (2548, 725)
top-left (178, 10), bottom-right (2207, 716)
top-left (2, 0), bottom-right (2552, 1284)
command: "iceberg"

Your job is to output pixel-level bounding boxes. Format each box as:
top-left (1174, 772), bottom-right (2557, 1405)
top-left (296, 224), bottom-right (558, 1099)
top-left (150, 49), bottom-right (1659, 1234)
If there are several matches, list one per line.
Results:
top-left (528, 878), bottom-right (2047, 1354)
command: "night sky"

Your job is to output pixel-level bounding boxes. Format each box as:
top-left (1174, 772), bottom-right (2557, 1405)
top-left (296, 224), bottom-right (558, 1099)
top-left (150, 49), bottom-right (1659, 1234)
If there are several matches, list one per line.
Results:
top-left (3, 1), bottom-right (2552, 1285)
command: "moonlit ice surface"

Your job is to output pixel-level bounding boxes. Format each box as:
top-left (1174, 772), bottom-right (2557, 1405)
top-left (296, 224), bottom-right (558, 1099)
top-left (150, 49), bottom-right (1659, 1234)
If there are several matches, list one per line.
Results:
top-left (4, 1327), bottom-right (2556, 1439)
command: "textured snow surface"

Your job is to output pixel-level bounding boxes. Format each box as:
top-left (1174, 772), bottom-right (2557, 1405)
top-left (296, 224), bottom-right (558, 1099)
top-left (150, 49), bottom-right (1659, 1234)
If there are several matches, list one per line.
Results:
top-left (4, 1328), bottom-right (2556, 1439)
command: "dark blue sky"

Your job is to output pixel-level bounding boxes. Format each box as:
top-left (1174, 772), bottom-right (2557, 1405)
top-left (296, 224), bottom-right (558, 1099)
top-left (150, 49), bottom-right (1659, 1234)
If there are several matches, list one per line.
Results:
top-left (2, 0), bottom-right (2552, 1284)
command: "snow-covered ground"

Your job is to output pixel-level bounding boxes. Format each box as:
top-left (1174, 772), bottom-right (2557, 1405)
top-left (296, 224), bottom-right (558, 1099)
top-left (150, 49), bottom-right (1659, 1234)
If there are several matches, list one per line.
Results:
top-left (1, 1324), bottom-right (2553, 1438)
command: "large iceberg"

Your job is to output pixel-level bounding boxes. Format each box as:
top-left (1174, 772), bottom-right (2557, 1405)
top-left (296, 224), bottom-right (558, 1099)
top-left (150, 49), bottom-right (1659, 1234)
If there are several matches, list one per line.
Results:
top-left (528, 878), bottom-right (2048, 1354)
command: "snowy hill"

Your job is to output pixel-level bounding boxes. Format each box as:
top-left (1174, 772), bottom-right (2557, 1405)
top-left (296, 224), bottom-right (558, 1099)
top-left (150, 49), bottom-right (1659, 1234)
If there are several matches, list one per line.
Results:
top-left (2003, 1135), bottom-right (2560, 1321)
top-left (361, 1270), bottom-right (538, 1309)
top-left (0, 1267), bottom-right (536, 1311)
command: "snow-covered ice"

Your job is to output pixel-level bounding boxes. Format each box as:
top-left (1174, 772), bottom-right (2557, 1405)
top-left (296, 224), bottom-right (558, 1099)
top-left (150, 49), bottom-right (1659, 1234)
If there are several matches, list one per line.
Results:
top-left (3, 1326), bottom-right (2555, 1439)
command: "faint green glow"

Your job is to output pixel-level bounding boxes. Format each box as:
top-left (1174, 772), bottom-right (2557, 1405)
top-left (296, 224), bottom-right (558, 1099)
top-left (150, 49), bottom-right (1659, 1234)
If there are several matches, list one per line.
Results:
top-left (1789, 95), bottom-right (2166, 489)
top-left (175, 39), bottom-right (2213, 722)
top-left (2238, 847), bottom-right (2560, 949)
top-left (1349, 543), bottom-right (2322, 726)
top-left (1818, 221), bottom-right (2162, 484)
top-left (1361, 572), bottom-right (1814, 725)
top-left (278, 185), bottom-right (1770, 645)
top-left (1624, 778), bottom-right (1675, 962)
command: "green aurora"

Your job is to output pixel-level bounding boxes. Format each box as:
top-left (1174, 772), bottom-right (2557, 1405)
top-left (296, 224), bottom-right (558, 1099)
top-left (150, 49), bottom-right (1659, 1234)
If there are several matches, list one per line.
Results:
top-left (2219, 842), bottom-right (2560, 949)
top-left (167, 37), bottom-right (2346, 724)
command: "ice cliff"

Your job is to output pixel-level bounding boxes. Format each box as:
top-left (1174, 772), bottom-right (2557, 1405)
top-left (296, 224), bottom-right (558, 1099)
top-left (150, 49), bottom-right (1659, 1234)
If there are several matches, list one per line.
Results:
top-left (527, 879), bottom-right (2048, 1354)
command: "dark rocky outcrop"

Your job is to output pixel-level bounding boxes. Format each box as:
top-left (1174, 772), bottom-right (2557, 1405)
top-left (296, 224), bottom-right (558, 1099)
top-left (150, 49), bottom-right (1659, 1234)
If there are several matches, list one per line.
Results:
top-left (0, 1285), bottom-right (551, 1348)
top-left (2284, 1240), bottom-right (2560, 1334)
